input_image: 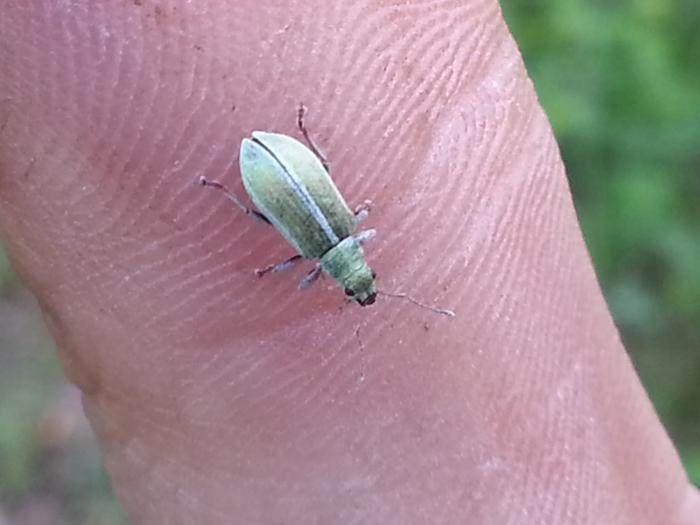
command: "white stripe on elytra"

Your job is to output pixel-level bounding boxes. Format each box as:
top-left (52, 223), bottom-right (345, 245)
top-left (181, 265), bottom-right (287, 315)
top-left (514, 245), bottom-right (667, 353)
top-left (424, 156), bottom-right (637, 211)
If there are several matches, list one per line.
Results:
top-left (254, 138), bottom-right (340, 245)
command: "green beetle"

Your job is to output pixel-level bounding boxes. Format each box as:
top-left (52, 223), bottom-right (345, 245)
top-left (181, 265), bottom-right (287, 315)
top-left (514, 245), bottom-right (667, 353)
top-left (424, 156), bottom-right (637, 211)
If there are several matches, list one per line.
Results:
top-left (200, 106), bottom-right (454, 316)
top-left (201, 107), bottom-right (377, 306)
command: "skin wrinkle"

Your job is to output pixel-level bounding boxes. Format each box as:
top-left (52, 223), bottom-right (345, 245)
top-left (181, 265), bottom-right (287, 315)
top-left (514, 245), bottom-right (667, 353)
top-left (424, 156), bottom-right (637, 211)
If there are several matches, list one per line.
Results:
top-left (0, 1), bottom-right (698, 524)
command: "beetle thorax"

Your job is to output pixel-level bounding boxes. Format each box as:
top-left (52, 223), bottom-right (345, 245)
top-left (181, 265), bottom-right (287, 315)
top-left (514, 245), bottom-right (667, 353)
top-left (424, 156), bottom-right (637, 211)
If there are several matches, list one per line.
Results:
top-left (320, 237), bottom-right (376, 306)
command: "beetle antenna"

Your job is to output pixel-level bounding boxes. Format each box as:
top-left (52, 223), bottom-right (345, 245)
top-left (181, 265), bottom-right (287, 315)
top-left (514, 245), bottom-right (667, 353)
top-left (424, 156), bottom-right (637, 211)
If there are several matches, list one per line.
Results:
top-left (377, 290), bottom-right (455, 317)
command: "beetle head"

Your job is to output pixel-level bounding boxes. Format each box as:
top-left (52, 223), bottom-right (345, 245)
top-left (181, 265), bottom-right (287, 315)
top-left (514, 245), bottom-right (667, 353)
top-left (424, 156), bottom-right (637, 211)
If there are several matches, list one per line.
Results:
top-left (344, 274), bottom-right (377, 306)
top-left (321, 238), bottom-right (377, 307)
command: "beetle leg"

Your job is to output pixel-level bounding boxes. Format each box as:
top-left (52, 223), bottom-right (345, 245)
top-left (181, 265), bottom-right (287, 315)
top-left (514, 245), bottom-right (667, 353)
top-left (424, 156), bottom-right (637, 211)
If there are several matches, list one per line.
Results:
top-left (296, 104), bottom-right (330, 172)
top-left (353, 229), bottom-right (376, 245)
top-left (354, 200), bottom-right (373, 225)
top-left (198, 176), bottom-right (270, 224)
top-left (298, 263), bottom-right (323, 290)
top-left (255, 254), bottom-right (304, 277)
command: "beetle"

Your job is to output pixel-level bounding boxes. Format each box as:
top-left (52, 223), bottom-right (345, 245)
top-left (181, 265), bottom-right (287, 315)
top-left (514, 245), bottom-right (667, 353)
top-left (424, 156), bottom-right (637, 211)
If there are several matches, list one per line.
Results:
top-left (199, 106), bottom-right (454, 316)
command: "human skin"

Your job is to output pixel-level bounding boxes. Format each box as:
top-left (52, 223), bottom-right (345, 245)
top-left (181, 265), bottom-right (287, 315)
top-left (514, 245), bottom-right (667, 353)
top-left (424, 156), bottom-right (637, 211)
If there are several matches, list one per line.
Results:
top-left (0, 1), bottom-right (698, 524)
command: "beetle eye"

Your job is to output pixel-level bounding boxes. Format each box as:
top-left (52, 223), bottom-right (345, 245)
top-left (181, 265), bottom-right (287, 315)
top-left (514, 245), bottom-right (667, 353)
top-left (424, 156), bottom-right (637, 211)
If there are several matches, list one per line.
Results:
top-left (371, 271), bottom-right (377, 279)
top-left (344, 288), bottom-right (355, 297)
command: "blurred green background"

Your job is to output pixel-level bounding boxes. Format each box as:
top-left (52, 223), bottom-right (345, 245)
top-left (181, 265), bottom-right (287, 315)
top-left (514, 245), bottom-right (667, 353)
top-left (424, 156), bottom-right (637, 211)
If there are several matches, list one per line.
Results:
top-left (502, 0), bottom-right (700, 483)
top-left (1, 1), bottom-right (698, 522)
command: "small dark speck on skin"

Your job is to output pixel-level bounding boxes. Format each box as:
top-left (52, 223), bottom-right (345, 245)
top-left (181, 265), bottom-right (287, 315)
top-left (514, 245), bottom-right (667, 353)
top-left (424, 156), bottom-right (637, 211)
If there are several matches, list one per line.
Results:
top-left (231, 105), bottom-right (237, 112)
top-left (354, 328), bottom-right (365, 352)
top-left (23, 157), bottom-right (36, 179)
top-left (133, 0), bottom-right (143, 6)
top-left (423, 322), bottom-right (430, 332)
top-left (193, 44), bottom-right (204, 52)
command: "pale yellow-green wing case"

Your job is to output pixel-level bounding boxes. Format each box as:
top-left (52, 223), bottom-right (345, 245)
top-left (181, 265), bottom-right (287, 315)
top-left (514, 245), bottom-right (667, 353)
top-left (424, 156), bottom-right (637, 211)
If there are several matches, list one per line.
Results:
top-left (240, 132), bottom-right (355, 259)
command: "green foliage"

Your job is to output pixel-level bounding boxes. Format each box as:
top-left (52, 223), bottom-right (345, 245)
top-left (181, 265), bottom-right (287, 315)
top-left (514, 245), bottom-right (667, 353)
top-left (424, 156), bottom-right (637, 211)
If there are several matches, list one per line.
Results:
top-left (0, 289), bottom-right (128, 523)
top-left (0, 248), bottom-right (14, 292)
top-left (503, 0), bottom-right (700, 483)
